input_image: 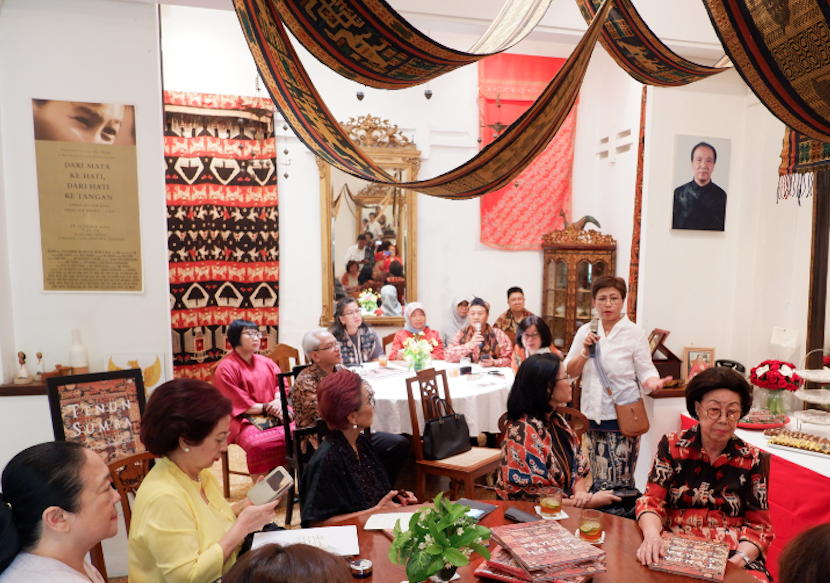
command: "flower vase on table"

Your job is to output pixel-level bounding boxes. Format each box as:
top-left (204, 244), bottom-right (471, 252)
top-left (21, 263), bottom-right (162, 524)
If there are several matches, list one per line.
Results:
top-left (402, 333), bottom-right (437, 372)
top-left (750, 359), bottom-right (802, 417)
top-left (357, 290), bottom-right (380, 314)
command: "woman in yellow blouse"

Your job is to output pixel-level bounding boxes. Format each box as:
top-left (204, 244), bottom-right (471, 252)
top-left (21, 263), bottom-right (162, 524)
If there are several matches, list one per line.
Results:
top-left (128, 379), bottom-right (280, 583)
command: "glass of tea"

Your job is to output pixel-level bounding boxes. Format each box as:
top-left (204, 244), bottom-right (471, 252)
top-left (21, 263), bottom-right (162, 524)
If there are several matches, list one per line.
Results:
top-left (578, 509), bottom-right (603, 543)
top-left (378, 354), bottom-right (388, 367)
top-left (539, 490), bottom-right (563, 518)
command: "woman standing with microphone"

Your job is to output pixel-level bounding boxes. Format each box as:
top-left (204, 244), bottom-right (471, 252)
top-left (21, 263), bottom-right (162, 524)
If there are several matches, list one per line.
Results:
top-left (564, 276), bottom-right (670, 514)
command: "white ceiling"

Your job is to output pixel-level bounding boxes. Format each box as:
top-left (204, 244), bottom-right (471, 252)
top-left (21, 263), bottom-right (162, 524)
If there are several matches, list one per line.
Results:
top-left (123, 0), bottom-right (724, 62)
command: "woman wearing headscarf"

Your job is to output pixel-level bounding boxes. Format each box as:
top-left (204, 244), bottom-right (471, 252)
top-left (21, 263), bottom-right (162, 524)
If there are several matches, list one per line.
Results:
top-left (379, 285), bottom-right (402, 316)
top-left (441, 294), bottom-right (472, 346)
top-left (389, 302), bottom-right (445, 360)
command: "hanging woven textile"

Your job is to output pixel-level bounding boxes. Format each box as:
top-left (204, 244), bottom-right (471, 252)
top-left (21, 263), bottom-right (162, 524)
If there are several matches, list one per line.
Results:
top-left (478, 54), bottom-right (575, 250)
top-left (164, 91), bottom-right (280, 381)
top-left (576, 0), bottom-right (727, 86)
top-left (627, 86), bottom-right (648, 323)
top-left (704, 0), bottom-right (830, 142)
top-left (276, 0), bottom-right (553, 89)
top-left (233, 0), bottom-right (613, 198)
top-left (778, 128), bottom-right (830, 202)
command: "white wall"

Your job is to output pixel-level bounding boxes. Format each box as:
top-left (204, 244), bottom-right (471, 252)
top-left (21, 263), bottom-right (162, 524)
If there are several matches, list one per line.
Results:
top-left (638, 71), bottom-right (811, 370)
top-left (0, 0), bottom-right (170, 460)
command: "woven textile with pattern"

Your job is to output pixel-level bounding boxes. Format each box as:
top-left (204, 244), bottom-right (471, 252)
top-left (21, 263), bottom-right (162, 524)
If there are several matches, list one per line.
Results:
top-left (276, 0), bottom-right (552, 89)
top-left (165, 91), bottom-right (279, 380)
top-left (577, 0), bottom-right (727, 86)
top-left (233, 0), bottom-right (612, 198)
top-left (704, 0), bottom-right (830, 142)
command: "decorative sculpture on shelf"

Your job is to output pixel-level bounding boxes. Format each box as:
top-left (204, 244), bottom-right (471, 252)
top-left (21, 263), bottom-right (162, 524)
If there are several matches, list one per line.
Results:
top-left (13, 351), bottom-right (33, 385)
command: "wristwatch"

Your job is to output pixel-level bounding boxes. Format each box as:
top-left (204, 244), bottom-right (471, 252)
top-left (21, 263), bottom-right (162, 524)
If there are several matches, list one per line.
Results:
top-left (734, 550), bottom-right (751, 566)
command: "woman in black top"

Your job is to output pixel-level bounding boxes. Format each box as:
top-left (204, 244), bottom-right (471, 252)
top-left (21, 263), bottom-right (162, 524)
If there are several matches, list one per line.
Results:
top-left (299, 370), bottom-right (415, 527)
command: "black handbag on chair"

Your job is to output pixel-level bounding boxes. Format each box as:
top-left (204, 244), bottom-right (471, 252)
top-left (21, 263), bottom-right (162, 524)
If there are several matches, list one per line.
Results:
top-left (421, 395), bottom-right (471, 461)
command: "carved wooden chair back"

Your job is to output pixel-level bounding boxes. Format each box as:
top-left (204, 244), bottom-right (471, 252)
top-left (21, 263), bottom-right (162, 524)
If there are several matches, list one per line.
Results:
top-left (268, 344), bottom-right (301, 376)
top-left (108, 452), bottom-right (158, 532)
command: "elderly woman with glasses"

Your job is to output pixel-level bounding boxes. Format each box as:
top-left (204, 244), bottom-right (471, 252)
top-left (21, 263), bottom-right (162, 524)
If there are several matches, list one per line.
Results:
top-left (213, 319), bottom-right (293, 482)
top-left (497, 354), bottom-right (620, 509)
top-left (636, 368), bottom-right (774, 582)
top-left (564, 276), bottom-right (671, 512)
top-left (299, 370), bottom-right (416, 528)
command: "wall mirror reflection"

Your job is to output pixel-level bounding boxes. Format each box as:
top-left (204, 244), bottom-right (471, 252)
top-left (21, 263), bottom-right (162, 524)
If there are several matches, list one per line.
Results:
top-left (318, 115), bottom-right (420, 326)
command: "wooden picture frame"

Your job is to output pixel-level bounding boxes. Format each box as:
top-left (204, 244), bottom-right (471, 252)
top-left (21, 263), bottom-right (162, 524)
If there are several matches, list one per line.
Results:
top-left (46, 369), bottom-right (147, 464)
top-left (682, 347), bottom-right (716, 382)
top-left (648, 329), bottom-right (670, 356)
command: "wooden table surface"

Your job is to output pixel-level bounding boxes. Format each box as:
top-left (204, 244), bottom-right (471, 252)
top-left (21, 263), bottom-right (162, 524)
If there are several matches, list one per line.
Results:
top-left (331, 500), bottom-right (757, 583)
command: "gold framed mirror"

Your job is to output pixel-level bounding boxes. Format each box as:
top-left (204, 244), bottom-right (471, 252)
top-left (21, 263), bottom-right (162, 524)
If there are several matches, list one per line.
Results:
top-left (318, 115), bottom-right (420, 326)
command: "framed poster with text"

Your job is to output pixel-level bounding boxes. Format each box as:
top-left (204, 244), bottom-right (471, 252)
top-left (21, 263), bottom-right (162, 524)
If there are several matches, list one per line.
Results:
top-left (32, 99), bottom-right (142, 291)
top-left (46, 369), bottom-right (146, 464)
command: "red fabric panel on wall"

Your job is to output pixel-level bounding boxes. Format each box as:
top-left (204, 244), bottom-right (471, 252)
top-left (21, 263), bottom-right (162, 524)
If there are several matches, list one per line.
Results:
top-left (478, 54), bottom-right (575, 250)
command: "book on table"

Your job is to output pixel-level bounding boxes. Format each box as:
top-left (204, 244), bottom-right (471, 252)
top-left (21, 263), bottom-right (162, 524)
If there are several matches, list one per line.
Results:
top-left (473, 562), bottom-right (590, 583)
top-left (489, 519), bottom-right (605, 572)
top-left (485, 545), bottom-right (606, 581)
top-left (648, 533), bottom-right (729, 582)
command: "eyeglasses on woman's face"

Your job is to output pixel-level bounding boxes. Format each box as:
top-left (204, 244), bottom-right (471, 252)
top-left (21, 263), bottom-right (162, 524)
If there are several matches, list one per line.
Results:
top-left (555, 375), bottom-right (574, 385)
top-left (522, 332), bottom-right (541, 341)
top-left (342, 309), bottom-right (361, 318)
top-left (241, 330), bottom-right (262, 339)
top-left (701, 406), bottom-right (742, 421)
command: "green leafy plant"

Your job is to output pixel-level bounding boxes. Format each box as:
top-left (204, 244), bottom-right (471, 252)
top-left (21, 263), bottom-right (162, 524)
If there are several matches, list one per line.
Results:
top-left (389, 492), bottom-right (491, 582)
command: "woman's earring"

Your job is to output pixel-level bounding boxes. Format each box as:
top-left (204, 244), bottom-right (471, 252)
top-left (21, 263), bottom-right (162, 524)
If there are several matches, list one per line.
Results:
top-left (184, 447), bottom-right (190, 453)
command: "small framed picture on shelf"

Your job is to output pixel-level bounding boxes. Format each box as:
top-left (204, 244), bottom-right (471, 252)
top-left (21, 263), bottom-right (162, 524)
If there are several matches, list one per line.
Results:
top-left (682, 347), bottom-right (715, 382)
top-left (648, 329), bottom-right (670, 356)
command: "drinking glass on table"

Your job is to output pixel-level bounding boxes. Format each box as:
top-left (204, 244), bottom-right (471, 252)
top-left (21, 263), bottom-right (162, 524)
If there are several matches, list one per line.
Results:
top-left (579, 509), bottom-right (603, 542)
top-left (378, 354), bottom-right (388, 367)
top-left (539, 489), bottom-right (563, 518)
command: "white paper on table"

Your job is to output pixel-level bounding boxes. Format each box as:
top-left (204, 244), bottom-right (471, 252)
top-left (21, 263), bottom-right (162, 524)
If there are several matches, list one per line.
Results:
top-left (364, 512), bottom-right (416, 531)
top-left (251, 525), bottom-right (359, 556)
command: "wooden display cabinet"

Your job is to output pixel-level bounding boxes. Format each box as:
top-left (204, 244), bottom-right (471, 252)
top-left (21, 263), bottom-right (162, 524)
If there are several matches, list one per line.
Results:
top-left (542, 225), bottom-right (616, 353)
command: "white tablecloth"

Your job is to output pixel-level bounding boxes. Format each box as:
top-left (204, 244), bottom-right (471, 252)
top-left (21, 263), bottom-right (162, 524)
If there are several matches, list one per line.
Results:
top-left (354, 361), bottom-right (513, 436)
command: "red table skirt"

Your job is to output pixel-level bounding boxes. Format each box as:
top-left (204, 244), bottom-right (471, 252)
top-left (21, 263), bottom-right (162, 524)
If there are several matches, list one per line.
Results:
top-left (678, 415), bottom-right (830, 580)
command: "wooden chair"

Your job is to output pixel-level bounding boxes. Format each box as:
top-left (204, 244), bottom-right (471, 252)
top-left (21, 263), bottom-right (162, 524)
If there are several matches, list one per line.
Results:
top-left (268, 343), bottom-right (301, 374)
top-left (382, 333), bottom-right (396, 353)
top-left (90, 452), bottom-right (158, 582)
top-left (405, 368), bottom-right (501, 501)
top-left (278, 364), bottom-right (317, 525)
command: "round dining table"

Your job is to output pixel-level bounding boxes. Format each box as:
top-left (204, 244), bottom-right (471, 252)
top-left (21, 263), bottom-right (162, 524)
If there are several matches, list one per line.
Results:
top-left (352, 360), bottom-right (514, 437)
top-left (331, 499), bottom-right (758, 583)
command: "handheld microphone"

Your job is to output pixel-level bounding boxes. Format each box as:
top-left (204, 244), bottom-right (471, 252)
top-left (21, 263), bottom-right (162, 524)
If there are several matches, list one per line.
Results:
top-left (588, 318), bottom-right (598, 356)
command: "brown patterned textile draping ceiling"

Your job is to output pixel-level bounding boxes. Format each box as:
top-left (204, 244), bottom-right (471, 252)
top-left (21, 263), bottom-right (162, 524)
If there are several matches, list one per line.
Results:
top-left (704, 0), bottom-right (830, 142)
top-left (576, 0), bottom-right (727, 86)
top-left (164, 91), bottom-right (279, 381)
top-left (232, 0), bottom-right (613, 198)
top-left (276, 0), bottom-right (553, 89)
top-left (778, 128), bottom-right (830, 201)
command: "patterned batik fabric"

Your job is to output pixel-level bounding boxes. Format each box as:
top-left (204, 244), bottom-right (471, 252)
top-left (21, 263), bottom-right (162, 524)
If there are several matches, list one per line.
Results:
top-left (635, 425), bottom-right (774, 561)
top-left (583, 429), bottom-right (640, 490)
top-left (704, 0), bottom-right (830, 142)
top-left (497, 413), bottom-right (589, 501)
top-left (164, 91), bottom-right (279, 380)
top-left (577, 0), bottom-right (726, 86)
top-left (276, 0), bottom-right (553, 89)
top-left (493, 308), bottom-right (534, 335)
top-left (478, 53), bottom-right (574, 249)
top-left (232, 0), bottom-right (612, 198)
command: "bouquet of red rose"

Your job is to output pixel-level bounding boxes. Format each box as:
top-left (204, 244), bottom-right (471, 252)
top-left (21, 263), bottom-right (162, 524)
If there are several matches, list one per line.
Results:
top-left (750, 360), bottom-right (803, 392)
